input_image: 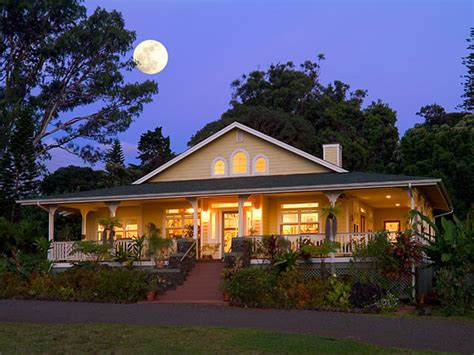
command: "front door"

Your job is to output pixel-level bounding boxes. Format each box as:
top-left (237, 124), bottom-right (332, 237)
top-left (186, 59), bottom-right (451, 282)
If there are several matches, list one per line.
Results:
top-left (222, 211), bottom-right (238, 253)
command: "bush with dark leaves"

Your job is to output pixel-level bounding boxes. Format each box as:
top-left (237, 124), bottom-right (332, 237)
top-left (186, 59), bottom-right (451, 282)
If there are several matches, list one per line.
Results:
top-left (349, 282), bottom-right (386, 308)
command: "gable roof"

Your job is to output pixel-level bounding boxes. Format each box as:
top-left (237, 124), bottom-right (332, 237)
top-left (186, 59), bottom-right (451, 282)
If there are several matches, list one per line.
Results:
top-left (133, 121), bottom-right (347, 184)
top-left (18, 172), bottom-right (451, 211)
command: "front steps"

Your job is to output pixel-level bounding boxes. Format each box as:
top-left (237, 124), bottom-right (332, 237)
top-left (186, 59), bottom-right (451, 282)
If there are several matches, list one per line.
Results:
top-left (157, 260), bottom-right (225, 303)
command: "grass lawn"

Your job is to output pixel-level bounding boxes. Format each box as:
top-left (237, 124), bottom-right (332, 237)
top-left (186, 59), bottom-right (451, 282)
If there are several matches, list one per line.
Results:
top-left (0, 322), bottom-right (434, 354)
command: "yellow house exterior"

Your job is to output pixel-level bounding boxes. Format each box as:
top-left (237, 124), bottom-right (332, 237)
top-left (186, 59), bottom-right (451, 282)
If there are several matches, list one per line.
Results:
top-left (18, 122), bottom-right (451, 265)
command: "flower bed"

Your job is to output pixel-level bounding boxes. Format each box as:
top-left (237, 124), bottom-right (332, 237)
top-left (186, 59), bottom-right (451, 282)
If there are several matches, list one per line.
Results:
top-left (221, 267), bottom-right (400, 313)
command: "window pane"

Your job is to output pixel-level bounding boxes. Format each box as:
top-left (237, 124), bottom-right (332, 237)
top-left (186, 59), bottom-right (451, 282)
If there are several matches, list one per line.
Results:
top-left (232, 152), bottom-right (247, 174)
top-left (255, 157), bottom-right (267, 173)
top-left (281, 225), bottom-right (298, 235)
top-left (300, 223), bottom-right (319, 233)
top-left (214, 159), bottom-right (225, 175)
top-left (166, 229), bottom-right (182, 238)
top-left (301, 212), bottom-right (318, 223)
top-left (281, 203), bottom-right (319, 209)
top-left (282, 213), bottom-right (298, 223)
top-left (167, 217), bottom-right (182, 228)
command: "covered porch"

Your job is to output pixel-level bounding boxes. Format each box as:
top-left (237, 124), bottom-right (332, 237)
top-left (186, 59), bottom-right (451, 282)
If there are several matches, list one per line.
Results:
top-left (41, 185), bottom-right (432, 265)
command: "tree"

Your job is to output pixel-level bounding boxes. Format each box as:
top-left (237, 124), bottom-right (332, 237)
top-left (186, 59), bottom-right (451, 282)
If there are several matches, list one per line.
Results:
top-left (104, 139), bottom-right (129, 187)
top-left (189, 58), bottom-right (399, 172)
top-left (399, 107), bottom-right (474, 218)
top-left (0, 111), bottom-right (39, 219)
top-left (460, 28), bottom-right (473, 112)
top-left (40, 166), bottom-right (107, 195)
top-left (0, 1), bottom-right (158, 165)
top-left (137, 127), bottom-right (175, 174)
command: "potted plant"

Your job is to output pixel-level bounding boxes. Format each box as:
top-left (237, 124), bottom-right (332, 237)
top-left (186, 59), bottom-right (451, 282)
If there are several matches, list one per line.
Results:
top-left (146, 279), bottom-right (158, 302)
top-left (147, 223), bottom-right (173, 268)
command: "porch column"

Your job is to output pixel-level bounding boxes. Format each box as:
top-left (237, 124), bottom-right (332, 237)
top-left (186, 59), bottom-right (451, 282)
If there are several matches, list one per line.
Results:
top-left (406, 185), bottom-right (417, 300)
top-left (80, 208), bottom-right (90, 239)
top-left (105, 201), bottom-right (120, 217)
top-left (238, 195), bottom-right (250, 237)
top-left (48, 205), bottom-right (58, 261)
top-left (324, 191), bottom-right (342, 276)
top-left (186, 198), bottom-right (199, 240)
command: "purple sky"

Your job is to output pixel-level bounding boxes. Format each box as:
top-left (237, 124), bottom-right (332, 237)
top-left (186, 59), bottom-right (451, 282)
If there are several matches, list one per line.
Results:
top-left (47, 0), bottom-right (473, 171)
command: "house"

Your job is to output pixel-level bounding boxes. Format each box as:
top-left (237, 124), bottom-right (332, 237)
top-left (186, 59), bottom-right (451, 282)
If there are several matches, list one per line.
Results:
top-left (18, 122), bottom-right (451, 267)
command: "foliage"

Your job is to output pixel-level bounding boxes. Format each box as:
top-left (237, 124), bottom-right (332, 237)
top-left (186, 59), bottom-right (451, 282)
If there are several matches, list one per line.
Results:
top-left (273, 249), bottom-right (299, 273)
top-left (146, 223), bottom-right (173, 260)
top-left (104, 139), bottom-right (131, 187)
top-left (301, 240), bottom-right (340, 278)
top-left (306, 278), bottom-right (332, 309)
top-left (373, 293), bottom-right (400, 313)
top-left (414, 211), bottom-right (474, 315)
top-left (111, 245), bottom-right (135, 268)
top-left (98, 217), bottom-right (122, 244)
top-left (137, 126), bottom-right (175, 174)
top-left (70, 241), bottom-right (110, 263)
top-left (189, 58), bottom-right (399, 172)
top-left (324, 277), bottom-right (351, 310)
top-left (349, 282), bottom-right (386, 309)
top-left (258, 235), bottom-right (289, 263)
top-left (398, 108), bottom-right (473, 218)
top-left (389, 231), bottom-right (422, 278)
top-left (0, 0), bottom-right (157, 164)
top-left (434, 267), bottom-right (474, 316)
top-left (460, 28), bottom-right (473, 112)
top-left (222, 267), bottom-right (275, 306)
top-left (272, 269), bottom-right (309, 309)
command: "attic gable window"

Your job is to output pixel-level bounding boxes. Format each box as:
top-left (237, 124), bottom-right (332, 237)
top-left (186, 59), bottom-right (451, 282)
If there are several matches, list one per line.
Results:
top-left (212, 157), bottom-right (227, 177)
top-left (253, 155), bottom-right (269, 174)
top-left (231, 150), bottom-right (248, 175)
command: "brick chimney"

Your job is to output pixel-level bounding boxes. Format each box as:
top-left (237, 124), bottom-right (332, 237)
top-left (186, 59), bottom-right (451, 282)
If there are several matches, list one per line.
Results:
top-left (322, 143), bottom-right (342, 167)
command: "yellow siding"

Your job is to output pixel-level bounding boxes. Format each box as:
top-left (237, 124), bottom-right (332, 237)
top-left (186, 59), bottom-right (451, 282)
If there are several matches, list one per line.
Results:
top-left (149, 128), bottom-right (330, 182)
top-left (373, 208), bottom-right (411, 231)
top-left (324, 147), bottom-right (338, 166)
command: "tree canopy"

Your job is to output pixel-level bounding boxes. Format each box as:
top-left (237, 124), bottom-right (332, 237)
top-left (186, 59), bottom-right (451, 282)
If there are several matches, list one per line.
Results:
top-left (189, 58), bottom-right (399, 172)
top-left (460, 28), bottom-right (473, 112)
top-left (137, 127), bottom-right (175, 174)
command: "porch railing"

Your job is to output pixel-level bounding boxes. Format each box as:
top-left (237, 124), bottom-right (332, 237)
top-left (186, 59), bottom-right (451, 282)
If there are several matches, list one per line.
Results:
top-left (50, 238), bottom-right (174, 262)
top-left (249, 232), bottom-right (374, 257)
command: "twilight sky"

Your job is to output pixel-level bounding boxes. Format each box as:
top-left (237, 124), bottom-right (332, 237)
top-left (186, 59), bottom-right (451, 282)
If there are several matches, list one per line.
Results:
top-left (47, 0), bottom-right (473, 171)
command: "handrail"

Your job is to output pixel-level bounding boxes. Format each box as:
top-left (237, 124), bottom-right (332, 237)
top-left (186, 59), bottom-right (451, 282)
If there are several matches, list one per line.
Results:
top-left (180, 240), bottom-right (197, 262)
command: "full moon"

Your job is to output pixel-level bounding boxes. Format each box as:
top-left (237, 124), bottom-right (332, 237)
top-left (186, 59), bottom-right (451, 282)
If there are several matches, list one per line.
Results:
top-left (133, 40), bottom-right (168, 75)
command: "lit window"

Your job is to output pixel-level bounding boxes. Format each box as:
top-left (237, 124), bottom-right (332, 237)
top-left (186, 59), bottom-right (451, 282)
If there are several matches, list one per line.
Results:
top-left (165, 209), bottom-right (195, 238)
top-left (213, 159), bottom-right (225, 176)
top-left (254, 156), bottom-right (268, 174)
top-left (96, 219), bottom-right (138, 240)
top-left (232, 152), bottom-right (247, 174)
top-left (281, 203), bottom-right (319, 209)
top-left (280, 208), bottom-right (319, 235)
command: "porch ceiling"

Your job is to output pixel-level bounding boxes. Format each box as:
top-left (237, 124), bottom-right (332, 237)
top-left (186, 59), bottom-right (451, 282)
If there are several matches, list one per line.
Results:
top-left (344, 188), bottom-right (410, 209)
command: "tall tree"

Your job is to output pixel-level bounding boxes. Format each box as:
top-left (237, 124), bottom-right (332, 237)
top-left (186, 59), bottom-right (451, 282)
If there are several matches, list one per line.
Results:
top-left (0, 0), bottom-right (158, 164)
top-left (0, 111), bottom-right (39, 219)
top-left (104, 139), bottom-right (128, 187)
top-left (190, 58), bottom-right (399, 172)
top-left (40, 166), bottom-right (107, 195)
top-left (460, 28), bottom-right (473, 112)
top-left (137, 127), bottom-right (175, 174)
top-left (399, 106), bottom-right (474, 218)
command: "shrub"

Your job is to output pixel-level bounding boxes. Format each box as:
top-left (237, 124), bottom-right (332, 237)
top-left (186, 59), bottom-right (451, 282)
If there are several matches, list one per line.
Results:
top-left (223, 268), bottom-right (275, 306)
top-left (435, 267), bottom-right (473, 316)
top-left (29, 273), bottom-right (55, 299)
top-left (373, 293), bottom-right (399, 313)
top-left (325, 277), bottom-right (351, 310)
top-left (273, 250), bottom-right (299, 273)
top-left (306, 278), bottom-right (331, 309)
top-left (349, 282), bottom-right (386, 309)
top-left (0, 272), bottom-right (29, 299)
top-left (273, 269), bottom-right (309, 308)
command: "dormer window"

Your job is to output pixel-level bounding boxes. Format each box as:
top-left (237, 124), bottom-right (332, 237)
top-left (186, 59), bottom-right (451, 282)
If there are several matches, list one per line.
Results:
top-left (231, 150), bottom-right (249, 175)
top-left (253, 155), bottom-right (269, 174)
top-left (212, 158), bottom-right (227, 177)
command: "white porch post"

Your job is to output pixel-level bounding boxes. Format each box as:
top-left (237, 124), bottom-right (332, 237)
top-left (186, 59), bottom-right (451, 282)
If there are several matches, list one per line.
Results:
top-left (80, 208), bottom-right (89, 239)
top-left (407, 185), bottom-right (417, 300)
top-left (105, 202), bottom-right (120, 217)
top-left (324, 191), bottom-right (342, 276)
top-left (186, 197), bottom-right (199, 259)
top-left (238, 195), bottom-right (250, 237)
top-left (48, 205), bottom-right (58, 261)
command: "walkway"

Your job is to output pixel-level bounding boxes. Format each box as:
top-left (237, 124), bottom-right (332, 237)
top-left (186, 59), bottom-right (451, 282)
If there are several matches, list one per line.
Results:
top-left (0, 300), bottom-right (473, 353)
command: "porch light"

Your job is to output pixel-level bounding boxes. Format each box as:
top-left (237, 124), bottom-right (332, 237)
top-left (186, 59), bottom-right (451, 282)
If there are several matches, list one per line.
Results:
top-left (253, 208), bottom-right (262, 220)
top-left (385, 195), bottom-right (391, 199)
top-left (395, 203), bottom-right (400, 207)
top-left (360, 208), bottom-right (366, 213)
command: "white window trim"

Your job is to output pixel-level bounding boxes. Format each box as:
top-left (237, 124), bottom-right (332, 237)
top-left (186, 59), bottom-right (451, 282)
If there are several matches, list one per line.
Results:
top-left (278, 206), bottom-right (320, 235)
top-left (211, 157), bottom-right (227, 177)
top-left (96, 216), bottom-right (141, 240)
top-left (230, 149), bottom-right (250, 176)
top-left (252, 154), bottom-right (269, 175)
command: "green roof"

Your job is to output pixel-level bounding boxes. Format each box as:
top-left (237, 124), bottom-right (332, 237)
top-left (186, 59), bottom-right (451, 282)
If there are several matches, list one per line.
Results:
top-left (19, 172), bottom-right (442, 204)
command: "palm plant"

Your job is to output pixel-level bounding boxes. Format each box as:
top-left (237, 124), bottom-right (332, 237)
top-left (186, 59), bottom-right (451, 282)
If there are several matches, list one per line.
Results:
top-left (98, 217), bottom-right (122, 245)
